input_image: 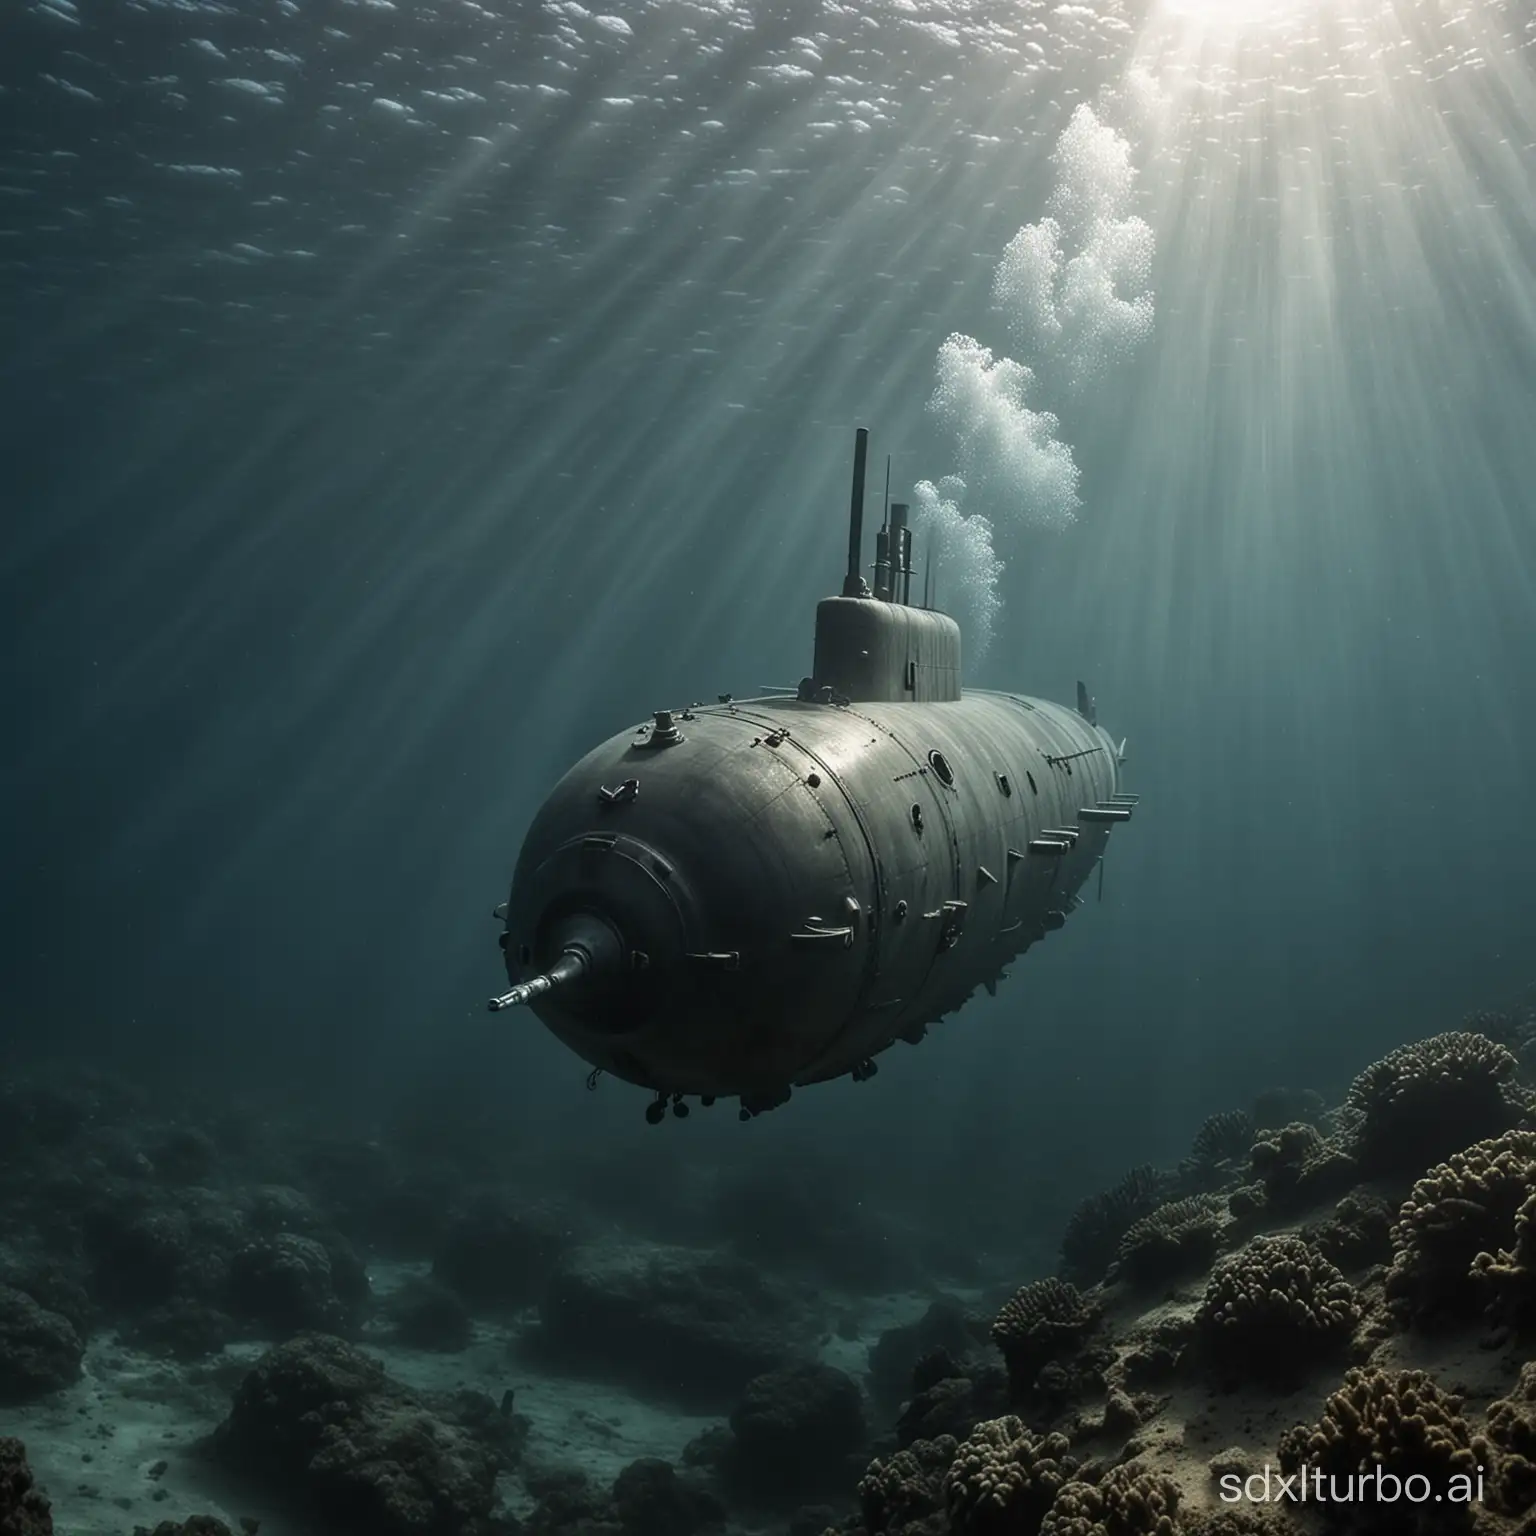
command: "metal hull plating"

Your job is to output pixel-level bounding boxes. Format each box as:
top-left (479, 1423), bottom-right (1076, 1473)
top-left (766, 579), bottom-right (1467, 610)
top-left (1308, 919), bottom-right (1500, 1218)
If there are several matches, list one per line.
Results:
top-left (501, 688), bottom-right (1125, 1100)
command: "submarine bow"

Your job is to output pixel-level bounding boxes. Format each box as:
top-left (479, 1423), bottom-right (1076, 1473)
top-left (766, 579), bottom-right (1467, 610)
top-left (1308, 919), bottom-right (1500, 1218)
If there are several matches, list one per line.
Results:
top-left (488, 427), bottom-right (1137, 1122)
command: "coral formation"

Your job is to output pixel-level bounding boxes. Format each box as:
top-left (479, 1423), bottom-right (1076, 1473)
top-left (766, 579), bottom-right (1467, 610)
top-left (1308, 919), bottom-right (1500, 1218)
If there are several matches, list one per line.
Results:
top-left (990, 1279), bottom-right (1095, 1398)
top-left (857, 1435), bottom-right (959, 1534)
top-left (1059, 1168), bottom-right (1171, 1286)
top-left (0, 1438), bottom-right (52, 1536)
top-left (1277, 1368), bottom-right (1480, 1529)
top-left (1344, 1031), bottom-right (1524, 1176)
top-left (1481, 1361), bottom-right (1536, 1514)
top-left (1179, 1112), bottom-right (1254, 1192)
top-left (1246, 1124), bottom-right (1356, 1211)
top-left (1470, 1183), bottom-right (1536, 1325)
top-left (1304, 1190), bottom-right (1395, 1272)
top-left (1386, 1129), bottom-right (1536, 1325)
top-left (1114, 1195), bottom-right (1227, 1289)
top-left (213, 1332), bottom-right (523, 1536)
top-left (941, 1418), bottom-right (1076, 1536)
top-left (0, 1286), bottom-right (83, 1403)
top-left (1036, 1461), bottom-right (1180, 1536)
top-left (1198, 1235), bottom-right (1357, 1376)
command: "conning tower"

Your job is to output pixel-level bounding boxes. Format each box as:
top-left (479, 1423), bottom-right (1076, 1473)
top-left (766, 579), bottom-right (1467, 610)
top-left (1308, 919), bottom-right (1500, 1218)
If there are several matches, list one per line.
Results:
top-left (801, 426), bottom-right (962, 706)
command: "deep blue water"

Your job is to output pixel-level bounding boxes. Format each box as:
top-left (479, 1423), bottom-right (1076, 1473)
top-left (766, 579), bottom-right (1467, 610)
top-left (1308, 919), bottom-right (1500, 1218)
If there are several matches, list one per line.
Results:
top-left (3, 0), bottom-right (1534, 1247)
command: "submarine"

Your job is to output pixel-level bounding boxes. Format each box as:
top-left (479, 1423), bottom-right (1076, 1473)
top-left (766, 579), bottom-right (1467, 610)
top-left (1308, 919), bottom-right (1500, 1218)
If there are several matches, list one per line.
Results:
top-left (489, 427), bottom-right (1137, 1122)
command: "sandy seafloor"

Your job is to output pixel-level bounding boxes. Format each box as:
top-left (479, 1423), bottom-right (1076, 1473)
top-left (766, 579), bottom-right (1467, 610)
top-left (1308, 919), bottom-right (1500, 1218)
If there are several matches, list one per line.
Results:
top-left (0, 1255), bottom-right (953, 1536)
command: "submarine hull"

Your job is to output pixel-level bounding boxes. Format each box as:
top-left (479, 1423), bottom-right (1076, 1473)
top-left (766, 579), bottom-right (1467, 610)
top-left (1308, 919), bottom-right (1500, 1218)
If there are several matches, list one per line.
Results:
top-left (500, 687), bottom-right (1126, 1100)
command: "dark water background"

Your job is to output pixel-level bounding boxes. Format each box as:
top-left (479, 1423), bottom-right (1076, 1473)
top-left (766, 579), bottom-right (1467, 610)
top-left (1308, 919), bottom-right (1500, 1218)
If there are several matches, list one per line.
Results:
top-left (3, 0), bottom-right (1533, 1265)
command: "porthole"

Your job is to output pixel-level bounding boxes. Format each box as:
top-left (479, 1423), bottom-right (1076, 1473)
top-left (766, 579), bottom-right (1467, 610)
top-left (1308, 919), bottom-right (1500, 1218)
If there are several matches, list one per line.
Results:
top-left (927, 749), bottom-right (955, 787)
top-left (1026, 771), bottom-right (1038, 795)
top-left (995, 772), bottom-right (1012, 797)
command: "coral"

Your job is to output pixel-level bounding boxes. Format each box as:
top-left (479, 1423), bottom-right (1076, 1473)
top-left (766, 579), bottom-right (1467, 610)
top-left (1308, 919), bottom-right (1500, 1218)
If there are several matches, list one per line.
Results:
top-left (131, 1523), bottom-right (234, 1536)
top-left (1277, 1368), bottom-right (1480, 1525)
top-left (1037, 1461), bottom-right (1181, 1536)
top-left (1226, 1184), bottom-right (1266, 1221)
top-left (0, 1286), bottom-right (83, 1404)
top-left (1180, 1112), bottom-right (1255, 1192)
top-left (990, 1280), bottom-right (1095, 1398)
top-left (1247, 1124), bottom-right (1356, 1211)
top-left (942, 1418), bottom-right (1077, 1536)
top-left (1115, 1196), bottom-right (1227, 1289)
top-left (1481, 1361), bottom-right (1536, 1513)
top-left (1060, 1168), bottom-right (1172, 1286)
top-left (1305, 1191), bottom-right (1395, 1272)
top-left (1183, 1513), bottom-right (1302, 1535)
top-left (214, 1333), bottom-right (519, 1536)
top-left (1470, 1183), bottom-right (1536, 1326)
top-left (1344, 1031), bottom-right (1524, 1177)
top-left (523, 1468), bottom-right (619, 1536)
top-left (1198, 1236), bottom-right (1357, 1377)
top-left (0, 1437), bottom-right (52, 1536)
top-left (227, 1233), bottom-right (361, 1338)
top-left (611, 1458), bottom-right (724, 1536)
top-left (1384, 1130), bottom-right (1536, 1326)
top-left (857, 1436), bottom-right (958, 1534)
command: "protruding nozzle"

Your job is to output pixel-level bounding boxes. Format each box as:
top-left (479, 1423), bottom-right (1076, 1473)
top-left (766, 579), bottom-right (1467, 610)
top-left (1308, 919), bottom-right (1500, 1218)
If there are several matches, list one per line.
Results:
top-left (488, 948), bottom-right (587, 1011)
top-left (488, 911), bottom-right (623, 1012)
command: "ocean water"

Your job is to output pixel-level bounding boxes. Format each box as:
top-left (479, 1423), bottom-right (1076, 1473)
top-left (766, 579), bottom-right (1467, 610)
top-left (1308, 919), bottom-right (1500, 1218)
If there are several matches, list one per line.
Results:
top-left (2, 1), bottom-right (1534, 1533)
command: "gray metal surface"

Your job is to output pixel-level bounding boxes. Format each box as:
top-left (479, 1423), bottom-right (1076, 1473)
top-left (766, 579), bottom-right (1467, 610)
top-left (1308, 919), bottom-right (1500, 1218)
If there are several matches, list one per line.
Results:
top-left (488, 426), bottom-right (1137, 1118)
top-left (498, 686), bottom-right (1127, 1103)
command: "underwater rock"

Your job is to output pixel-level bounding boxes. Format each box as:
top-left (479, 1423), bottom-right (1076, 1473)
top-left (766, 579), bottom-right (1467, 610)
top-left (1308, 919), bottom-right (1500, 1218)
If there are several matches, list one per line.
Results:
top-left (725, 1362), bottom-right (867, 1502)
top-left (147, 1125), bottom-right (220, 1185)
top-left (534, 1243), bottom-right (820, 1407)
top-left (895, 1371), bottom-right (1005, 1450)
top-left (0, 1250), bottom-right (91, 1341)
top-left (387, 1274), bottom-right (474, 1352)
top-left (226, 1232), bottom-right (363, 1338)
top-left (867, 1299), bottom-right (982, 1408)
top-left (131, 1521), bottom-right (235, 1536)
top-left (611, 1457), bottom-right (724, 1536)
top-left (127, 1299), bottom-right (238, 1359)
top-left (214, 1332), bottom-right (520, 1536)
top-left (432, 1191), bottom-right (569, 1310)
top-left (0, 1437), bottom-right (53, 1535)
top-left (0, 1285), bottom-right (83, 1403)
